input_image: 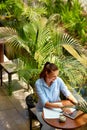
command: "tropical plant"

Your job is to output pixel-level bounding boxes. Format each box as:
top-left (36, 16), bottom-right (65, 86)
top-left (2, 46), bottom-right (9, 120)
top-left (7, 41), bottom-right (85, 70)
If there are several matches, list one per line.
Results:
top-left (0, 0), bottom-right (87, 94)
top-left (75, 100), bottom-right (87, 113)
top-left (37, 0), bottom-right (87, 49)
top-left (0, 22), bottom-right (87, 91)
top-left (60, 0), bottom-right (87, 44)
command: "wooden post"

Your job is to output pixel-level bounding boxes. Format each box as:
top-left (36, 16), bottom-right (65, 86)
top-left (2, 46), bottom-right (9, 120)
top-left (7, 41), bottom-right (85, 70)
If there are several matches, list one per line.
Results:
top-left (0, 44), bottom-right (4, 63)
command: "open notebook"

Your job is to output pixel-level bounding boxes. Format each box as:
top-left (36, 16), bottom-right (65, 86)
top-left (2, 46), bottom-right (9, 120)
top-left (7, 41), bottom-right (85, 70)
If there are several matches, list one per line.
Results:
top-left (43, 102), bottom-right (63, 119)
top-left (63, 108), bottom-right (84, 119)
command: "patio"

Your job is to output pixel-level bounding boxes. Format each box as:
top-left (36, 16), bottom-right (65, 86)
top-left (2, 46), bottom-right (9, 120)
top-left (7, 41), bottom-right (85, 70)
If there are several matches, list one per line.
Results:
top-left (0, 73), bottom-right (40, 130)
top-left (0, 56), bottom-right (87, 130)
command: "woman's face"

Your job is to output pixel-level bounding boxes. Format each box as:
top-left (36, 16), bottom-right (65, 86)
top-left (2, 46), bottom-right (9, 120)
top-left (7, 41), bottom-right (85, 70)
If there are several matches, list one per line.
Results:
top-left (46, 70), bottom-right (59, 85)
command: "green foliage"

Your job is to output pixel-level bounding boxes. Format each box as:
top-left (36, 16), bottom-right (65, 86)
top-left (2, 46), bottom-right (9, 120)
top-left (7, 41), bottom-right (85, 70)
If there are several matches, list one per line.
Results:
top-left (75, 100), bottom-right (87, 113)
top-left (39, 0), bottom-right (65, 17)
top-left (18, 66), bottom-right (40, 88)
top-left (0, 0), bottom-right (87, 92)
top-left (60, 0), bottom-right (87, 44)
top-left (0, 24), bottom-right (87, 90)
top-left (56, 57), bottom-right (87, 87)
top-left (7, 84), bottom-right (13, 96)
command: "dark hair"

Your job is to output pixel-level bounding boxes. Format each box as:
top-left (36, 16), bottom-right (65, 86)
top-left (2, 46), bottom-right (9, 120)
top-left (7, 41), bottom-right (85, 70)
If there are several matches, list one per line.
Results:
top-left (40, 62), bottom-right (58, 78)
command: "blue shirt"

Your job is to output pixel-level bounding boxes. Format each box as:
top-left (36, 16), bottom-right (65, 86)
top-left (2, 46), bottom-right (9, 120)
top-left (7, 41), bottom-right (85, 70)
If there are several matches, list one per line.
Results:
top-left (35, 77), bottom-right (71, 111)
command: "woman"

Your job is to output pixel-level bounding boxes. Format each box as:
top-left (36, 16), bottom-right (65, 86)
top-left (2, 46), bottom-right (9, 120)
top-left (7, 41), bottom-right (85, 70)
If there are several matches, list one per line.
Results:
top-left (35, 62), bottom-right (78, 130)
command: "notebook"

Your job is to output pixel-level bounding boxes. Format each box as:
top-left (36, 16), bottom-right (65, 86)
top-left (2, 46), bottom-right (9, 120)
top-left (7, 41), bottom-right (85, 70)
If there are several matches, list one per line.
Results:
top-left (63, 108), bottom-right (84, 119)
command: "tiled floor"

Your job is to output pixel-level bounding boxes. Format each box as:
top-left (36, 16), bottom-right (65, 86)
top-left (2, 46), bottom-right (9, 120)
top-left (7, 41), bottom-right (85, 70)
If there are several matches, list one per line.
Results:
top-left (0, 76), bottom-right (40, 130)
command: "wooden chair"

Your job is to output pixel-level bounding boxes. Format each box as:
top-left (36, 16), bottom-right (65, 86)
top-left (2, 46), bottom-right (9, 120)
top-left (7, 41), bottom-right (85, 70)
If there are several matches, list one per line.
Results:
top-left (26, 94), bottom-right (42, 130)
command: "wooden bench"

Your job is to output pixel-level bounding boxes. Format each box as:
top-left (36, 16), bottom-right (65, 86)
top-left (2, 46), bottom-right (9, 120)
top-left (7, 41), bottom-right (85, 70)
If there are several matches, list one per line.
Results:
top-left (0, 61), bottom-right (19, 86)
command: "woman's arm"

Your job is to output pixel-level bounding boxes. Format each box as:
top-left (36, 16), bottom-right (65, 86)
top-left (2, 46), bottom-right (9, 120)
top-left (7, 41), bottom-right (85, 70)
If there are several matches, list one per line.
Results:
top-left (67, 94), bottom-right (78, 105)
top-left (45, 94), bottom-right (78, 109)
top-left (45, 101), bottom-right (64, 109)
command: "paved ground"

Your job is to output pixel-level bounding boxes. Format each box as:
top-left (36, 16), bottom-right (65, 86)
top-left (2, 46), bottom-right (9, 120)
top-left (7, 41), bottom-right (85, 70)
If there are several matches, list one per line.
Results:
top-left (0, 72), bottom-right (40, 130)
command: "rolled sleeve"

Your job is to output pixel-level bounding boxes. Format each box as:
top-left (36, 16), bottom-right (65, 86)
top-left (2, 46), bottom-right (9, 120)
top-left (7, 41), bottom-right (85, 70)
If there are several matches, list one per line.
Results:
top-left (59, 78), bottom-right (71, 97)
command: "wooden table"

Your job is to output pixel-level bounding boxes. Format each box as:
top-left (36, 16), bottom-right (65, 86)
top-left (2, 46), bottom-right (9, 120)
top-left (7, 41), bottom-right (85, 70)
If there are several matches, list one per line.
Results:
top-left (42, 100), bottom-right (87, 130)
top-left (0, 61), bottom-right (19, 86)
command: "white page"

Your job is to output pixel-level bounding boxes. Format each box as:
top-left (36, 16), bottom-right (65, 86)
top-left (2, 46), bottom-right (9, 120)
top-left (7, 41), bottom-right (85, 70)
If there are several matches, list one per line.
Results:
top-left (43, 107), bottom-right (62, 119)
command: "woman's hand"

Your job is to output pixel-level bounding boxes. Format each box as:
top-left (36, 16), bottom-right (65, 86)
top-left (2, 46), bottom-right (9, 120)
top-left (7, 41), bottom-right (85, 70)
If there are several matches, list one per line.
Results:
top-left (63, 108), bottom-right (74, 114)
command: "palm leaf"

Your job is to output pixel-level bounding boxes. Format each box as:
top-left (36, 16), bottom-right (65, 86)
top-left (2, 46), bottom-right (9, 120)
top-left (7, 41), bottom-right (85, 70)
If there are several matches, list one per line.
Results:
top-left (0, 27), bottom-right (30, 53)
top-left (62, 44), bottom-right (87, 67)
top-left (75, 100), bottom-right (87, 113)
top-left (52, 56), bottom-right (87, 87)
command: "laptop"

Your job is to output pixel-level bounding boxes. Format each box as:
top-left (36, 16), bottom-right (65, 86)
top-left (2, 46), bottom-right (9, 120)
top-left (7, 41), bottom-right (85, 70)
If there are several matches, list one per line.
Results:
top-left (63, 108), bottom-right (84, 119)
